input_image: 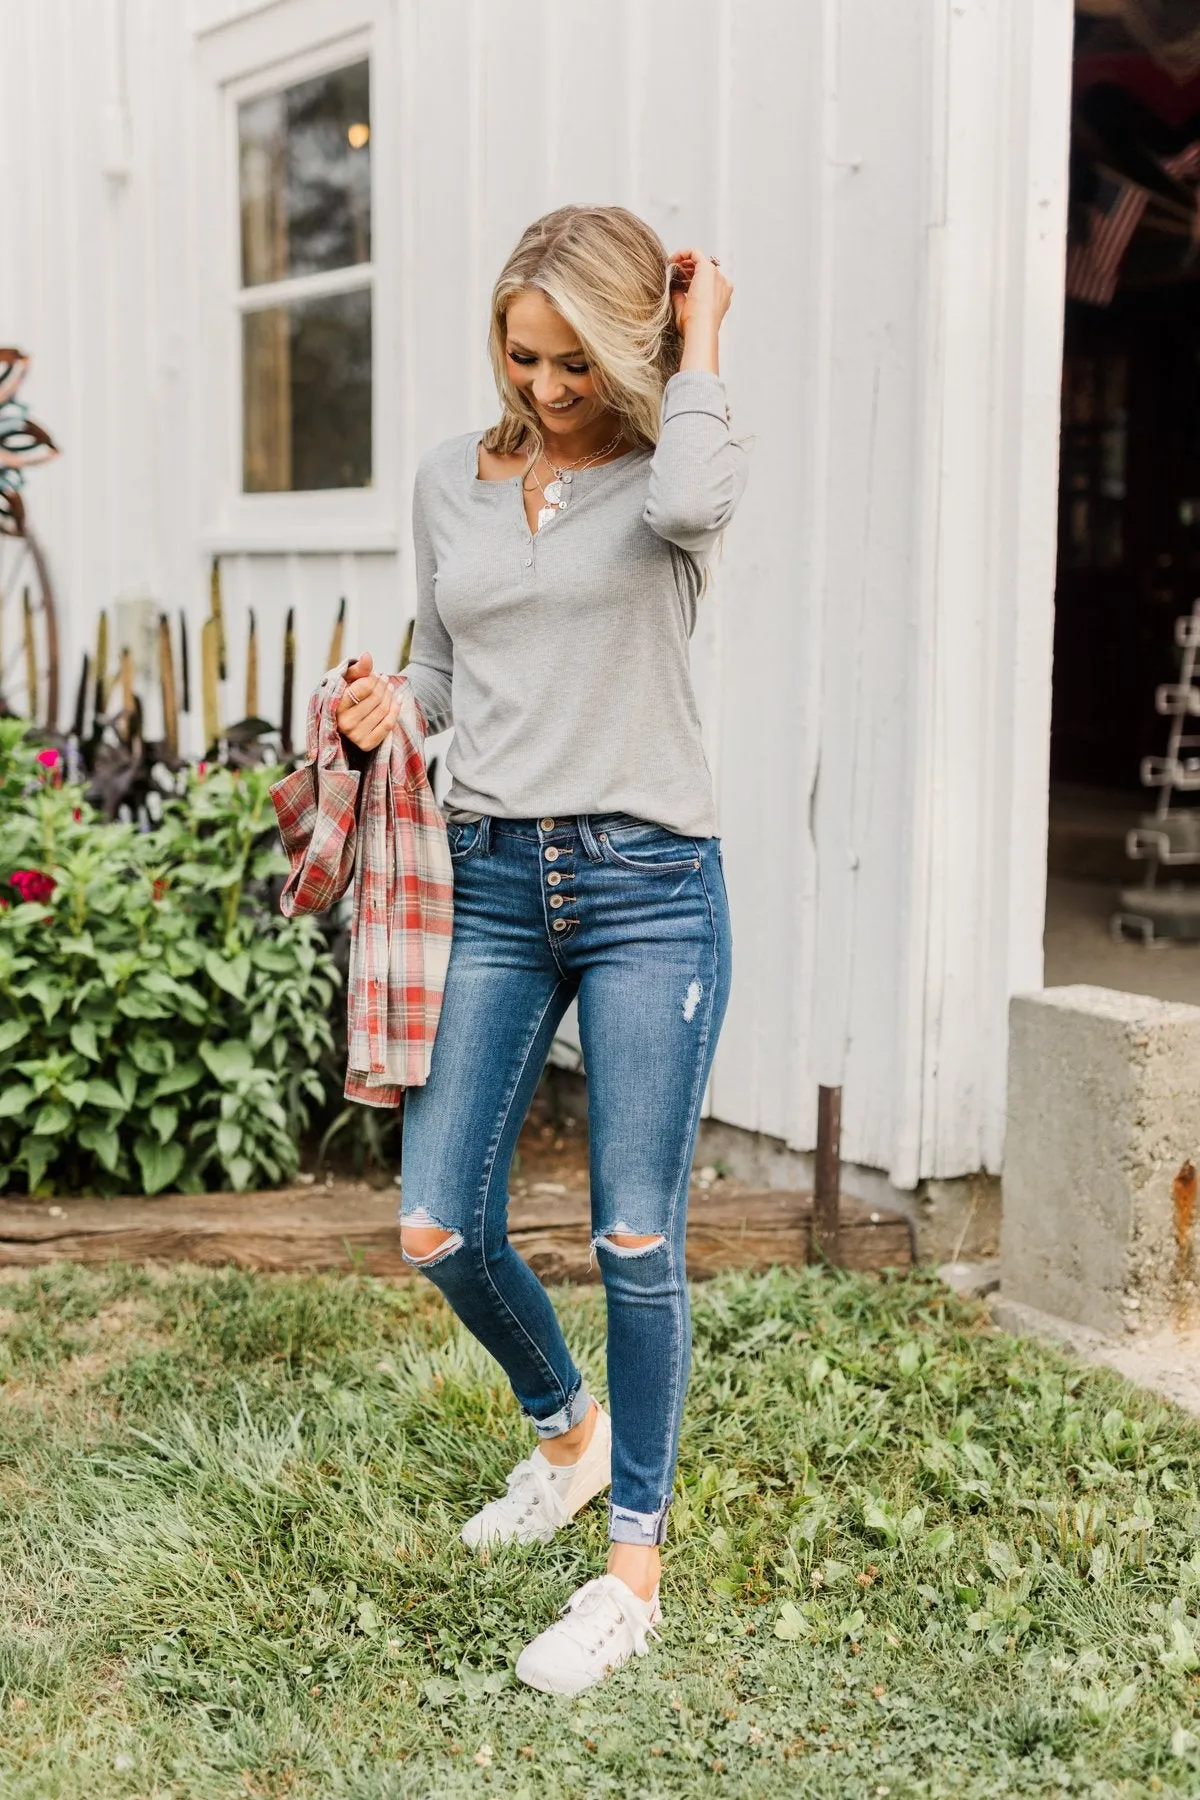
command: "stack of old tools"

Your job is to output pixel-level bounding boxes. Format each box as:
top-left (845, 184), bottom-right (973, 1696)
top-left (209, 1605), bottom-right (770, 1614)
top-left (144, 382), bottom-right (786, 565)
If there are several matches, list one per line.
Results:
top-left (49, 566), bottom-right (415, 821)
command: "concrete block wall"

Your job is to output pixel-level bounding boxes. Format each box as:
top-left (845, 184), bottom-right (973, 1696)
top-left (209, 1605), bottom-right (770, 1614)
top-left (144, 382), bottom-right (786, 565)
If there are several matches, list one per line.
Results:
top-left (1002, 985), bottom-right (1200, 1335)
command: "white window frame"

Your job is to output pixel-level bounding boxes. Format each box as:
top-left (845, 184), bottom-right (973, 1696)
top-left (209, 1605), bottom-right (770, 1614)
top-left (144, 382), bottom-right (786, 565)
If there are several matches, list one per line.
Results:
top-left (194, 0), bottom-right (400, 553)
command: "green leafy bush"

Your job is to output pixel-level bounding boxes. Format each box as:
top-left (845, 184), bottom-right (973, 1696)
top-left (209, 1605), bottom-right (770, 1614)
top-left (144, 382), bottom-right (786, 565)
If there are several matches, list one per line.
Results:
top-left (0, 721), bottom-right (338, 1196)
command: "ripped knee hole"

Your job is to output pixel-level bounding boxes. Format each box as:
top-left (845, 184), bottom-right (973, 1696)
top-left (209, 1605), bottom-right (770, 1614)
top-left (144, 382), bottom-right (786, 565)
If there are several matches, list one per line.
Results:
top-left (400, 1212), bottom-right (464, 1265)
top-left (591, 1228), bottom-right (666, 1263)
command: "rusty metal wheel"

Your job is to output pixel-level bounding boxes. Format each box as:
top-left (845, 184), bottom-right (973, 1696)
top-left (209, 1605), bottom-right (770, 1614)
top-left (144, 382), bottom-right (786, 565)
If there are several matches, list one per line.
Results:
top-left (0, 520), bottom-right (59, 729)
top-left (0, 349), bottom-right (60, 730)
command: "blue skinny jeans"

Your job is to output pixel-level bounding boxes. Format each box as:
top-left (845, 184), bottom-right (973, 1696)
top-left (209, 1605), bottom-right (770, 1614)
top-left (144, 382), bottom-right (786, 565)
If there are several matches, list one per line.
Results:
top-left (398, 812), bottom-right (732, 1545)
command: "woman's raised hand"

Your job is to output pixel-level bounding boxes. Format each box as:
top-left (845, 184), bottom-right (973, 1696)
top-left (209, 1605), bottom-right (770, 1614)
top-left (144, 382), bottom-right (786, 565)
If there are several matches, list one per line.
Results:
top-left (335, 651), bottom-right (401, 751)
top-left (668, 248), bottom-right (733, 338)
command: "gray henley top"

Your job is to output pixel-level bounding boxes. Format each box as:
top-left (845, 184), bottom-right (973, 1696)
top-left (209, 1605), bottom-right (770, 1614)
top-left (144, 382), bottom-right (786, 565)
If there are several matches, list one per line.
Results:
top-left (403, 368), bottom-right (749, 838)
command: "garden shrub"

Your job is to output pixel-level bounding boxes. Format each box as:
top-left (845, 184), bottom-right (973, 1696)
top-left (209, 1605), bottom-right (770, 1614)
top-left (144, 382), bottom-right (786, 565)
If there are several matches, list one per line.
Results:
top-left (0, 720), bottom-right (338, 1197)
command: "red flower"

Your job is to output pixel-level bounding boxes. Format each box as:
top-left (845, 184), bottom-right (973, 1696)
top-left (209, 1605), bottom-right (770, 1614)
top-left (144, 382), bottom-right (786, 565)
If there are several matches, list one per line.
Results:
top-left (72, 806), bottom-right (82, 823)
top-left (152, 876), bottom-right (169, 903)
top-left (35, 747), bottom-right (63, 788)
top-left (10, 869), bottom-right (56, 905)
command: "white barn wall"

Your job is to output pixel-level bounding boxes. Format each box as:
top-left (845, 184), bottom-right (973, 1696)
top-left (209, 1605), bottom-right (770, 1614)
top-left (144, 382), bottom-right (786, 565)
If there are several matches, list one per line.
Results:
top-left (1, 0), bottom-right (1073, 1186)
top-left (801, 1), bottom-right (931, 1174)
top-left (891, 0), bottom-right (1074, 1183)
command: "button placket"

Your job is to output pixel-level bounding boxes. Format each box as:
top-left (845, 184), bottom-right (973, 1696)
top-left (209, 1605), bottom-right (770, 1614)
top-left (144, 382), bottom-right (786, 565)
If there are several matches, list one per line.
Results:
top-left (539, 826), bottom-right (578, 941)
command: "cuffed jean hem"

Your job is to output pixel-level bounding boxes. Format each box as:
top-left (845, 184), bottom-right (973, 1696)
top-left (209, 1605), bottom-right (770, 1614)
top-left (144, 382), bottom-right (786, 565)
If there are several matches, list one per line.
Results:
top-left (609, 1497), bottom-right (670, 1546)
top-left (529, 1380), bottom-right (592, 1440)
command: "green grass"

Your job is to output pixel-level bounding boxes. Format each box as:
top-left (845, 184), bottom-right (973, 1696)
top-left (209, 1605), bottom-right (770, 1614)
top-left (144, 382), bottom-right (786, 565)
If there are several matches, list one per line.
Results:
top-left (1, 1263), bottom-right (1199, 1798)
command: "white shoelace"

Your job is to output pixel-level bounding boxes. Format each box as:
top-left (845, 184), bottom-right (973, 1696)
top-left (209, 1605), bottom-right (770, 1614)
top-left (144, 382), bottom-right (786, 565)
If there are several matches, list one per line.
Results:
top-left (484, 1454), bottom-right (573, 1531)
top-left (553, 1576), bottom-right (660, 1659)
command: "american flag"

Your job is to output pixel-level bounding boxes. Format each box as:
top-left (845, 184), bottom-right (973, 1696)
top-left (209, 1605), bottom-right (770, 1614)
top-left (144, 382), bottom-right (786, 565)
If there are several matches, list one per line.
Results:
top-left (1067, 142), bottom-right (1200, 305)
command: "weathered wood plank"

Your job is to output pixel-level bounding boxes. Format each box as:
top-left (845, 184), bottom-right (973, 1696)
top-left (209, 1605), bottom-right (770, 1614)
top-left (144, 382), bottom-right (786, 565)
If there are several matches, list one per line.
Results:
top-left (0, 1187), bottom-right (912, 1278)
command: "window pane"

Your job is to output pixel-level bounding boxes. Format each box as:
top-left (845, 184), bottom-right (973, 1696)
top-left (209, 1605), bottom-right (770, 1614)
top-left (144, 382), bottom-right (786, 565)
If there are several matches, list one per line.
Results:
top-left (239, 60), bottom-right (371, 287)
top-left (243, 288), bottom-right (371, 492)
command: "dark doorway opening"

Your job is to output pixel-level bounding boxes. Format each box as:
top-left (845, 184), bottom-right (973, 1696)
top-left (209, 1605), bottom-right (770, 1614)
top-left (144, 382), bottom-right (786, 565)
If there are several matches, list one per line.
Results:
top-left (1046, 5), bottom-right (1200, 994)
top-left (1052, 288), bottom-right (1200, 795)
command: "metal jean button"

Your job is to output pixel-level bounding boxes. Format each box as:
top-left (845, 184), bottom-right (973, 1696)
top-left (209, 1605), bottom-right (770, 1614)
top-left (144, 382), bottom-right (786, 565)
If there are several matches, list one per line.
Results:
top-left (544, 846), bottom-right (559, 862)
top-left (547, 871), bottom-right (562, 886)
top-left (550, 895), bottom-right (564, 909)
top-left (552, 920), bottom-right (567, 931)
top-left (540, 817), bottom-right (556, 829)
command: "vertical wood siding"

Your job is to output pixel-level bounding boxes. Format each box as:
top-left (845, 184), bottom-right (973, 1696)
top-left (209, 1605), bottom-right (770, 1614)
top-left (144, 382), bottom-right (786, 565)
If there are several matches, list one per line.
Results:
top-left (1, 0), bottom-right (1073, 1183)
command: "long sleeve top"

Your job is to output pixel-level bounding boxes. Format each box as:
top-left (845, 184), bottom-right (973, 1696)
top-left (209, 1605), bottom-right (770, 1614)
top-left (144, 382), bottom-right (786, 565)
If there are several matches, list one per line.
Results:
top-left (402, 368), bottom-right (749, 838)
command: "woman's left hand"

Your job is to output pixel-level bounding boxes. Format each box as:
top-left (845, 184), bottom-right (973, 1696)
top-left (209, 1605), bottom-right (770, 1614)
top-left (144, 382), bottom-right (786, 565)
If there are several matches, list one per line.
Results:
top-left (668, 248), bottom-right (733, 338)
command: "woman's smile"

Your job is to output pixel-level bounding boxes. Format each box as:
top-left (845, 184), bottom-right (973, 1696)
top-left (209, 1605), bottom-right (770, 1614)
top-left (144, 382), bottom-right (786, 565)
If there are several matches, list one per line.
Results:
top-left (501, 289), bottom-right (617, 444)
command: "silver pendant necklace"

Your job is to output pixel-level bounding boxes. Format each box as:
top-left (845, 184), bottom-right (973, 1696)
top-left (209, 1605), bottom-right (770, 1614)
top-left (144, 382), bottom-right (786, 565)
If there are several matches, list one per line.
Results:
top-left (528, 430), bottom-right (623, 532)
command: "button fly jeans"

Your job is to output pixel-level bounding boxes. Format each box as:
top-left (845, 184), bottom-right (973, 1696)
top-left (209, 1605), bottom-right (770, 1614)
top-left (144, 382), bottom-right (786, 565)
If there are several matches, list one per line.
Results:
top-left (398, 813), bottom-right (732, 1545)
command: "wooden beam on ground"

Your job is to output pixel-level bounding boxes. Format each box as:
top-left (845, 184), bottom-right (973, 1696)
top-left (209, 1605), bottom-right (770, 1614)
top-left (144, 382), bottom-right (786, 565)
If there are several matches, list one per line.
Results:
top-left (0, 1187), bottom-right (913, 1279)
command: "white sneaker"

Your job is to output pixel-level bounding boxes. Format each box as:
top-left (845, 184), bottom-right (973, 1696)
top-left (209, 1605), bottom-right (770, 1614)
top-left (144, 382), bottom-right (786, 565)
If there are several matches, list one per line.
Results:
top-left (460, 1405), bottom-right (612, 1549)
top-left (516, 1574), bottom-right (661, 1694)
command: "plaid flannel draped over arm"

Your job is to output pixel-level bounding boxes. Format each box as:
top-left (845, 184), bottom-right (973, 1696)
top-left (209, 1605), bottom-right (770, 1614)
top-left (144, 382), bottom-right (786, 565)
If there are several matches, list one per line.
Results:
top-left (269, 664), bottom-right (454, 1106)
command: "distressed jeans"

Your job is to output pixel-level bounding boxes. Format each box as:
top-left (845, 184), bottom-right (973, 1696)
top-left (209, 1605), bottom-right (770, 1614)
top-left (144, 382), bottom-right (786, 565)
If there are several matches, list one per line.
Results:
top-left (398, 813), bottom-right (732, 1545)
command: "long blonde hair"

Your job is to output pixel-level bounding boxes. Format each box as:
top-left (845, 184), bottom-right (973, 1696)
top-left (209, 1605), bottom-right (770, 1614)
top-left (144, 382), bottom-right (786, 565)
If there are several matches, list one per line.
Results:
top-left (483, 206), bottom-right (682, 461)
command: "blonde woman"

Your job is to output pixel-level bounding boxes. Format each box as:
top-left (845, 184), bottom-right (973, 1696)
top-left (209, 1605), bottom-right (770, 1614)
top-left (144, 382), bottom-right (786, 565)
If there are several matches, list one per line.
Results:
top-left (336, 206), bottom-right (747, 1693)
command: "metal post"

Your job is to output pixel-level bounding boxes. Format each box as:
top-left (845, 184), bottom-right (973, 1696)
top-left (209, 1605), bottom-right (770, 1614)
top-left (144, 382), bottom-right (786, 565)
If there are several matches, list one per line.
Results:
top-left (814, 1085), bottom-right (842, 1265)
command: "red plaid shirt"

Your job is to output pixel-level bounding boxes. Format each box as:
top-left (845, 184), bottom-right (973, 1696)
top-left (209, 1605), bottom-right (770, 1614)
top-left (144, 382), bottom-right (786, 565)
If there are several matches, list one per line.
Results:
top-left (270, 663), bottom-right (454, 1107)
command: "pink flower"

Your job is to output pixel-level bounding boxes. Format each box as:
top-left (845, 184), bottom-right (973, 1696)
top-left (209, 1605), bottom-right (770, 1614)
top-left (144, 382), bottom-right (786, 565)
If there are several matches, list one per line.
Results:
top-left (10, 869), bottom-right (56, 905)
top-left (34, 746), bottom-right (63, 788)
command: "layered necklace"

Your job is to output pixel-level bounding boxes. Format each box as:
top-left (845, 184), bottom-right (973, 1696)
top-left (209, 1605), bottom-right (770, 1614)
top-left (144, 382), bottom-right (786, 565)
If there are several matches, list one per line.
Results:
top-left (525, 428), bottom-right (624, 532)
